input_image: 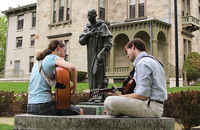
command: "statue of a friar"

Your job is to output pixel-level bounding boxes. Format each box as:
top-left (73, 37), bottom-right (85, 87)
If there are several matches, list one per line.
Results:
top-left (79, 8), bottom-right (112, 102)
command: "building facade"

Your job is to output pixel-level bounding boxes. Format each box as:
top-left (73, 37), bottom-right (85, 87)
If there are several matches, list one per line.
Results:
top-left (3, 4), bottom-right (36, 79)
top-left (2, 0), bottom-right (200, 83)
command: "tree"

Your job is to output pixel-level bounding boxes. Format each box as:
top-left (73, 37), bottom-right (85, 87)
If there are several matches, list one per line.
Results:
top-left (182, 52), bottom-right (200, 84)
top-left (0, 14), bottom-right (8, 72)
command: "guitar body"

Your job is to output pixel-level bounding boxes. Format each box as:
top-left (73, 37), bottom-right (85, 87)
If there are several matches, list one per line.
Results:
top-left (55, 67), bottom-right (70, 109)
top-left (121, 78), bottom-right (136, 94)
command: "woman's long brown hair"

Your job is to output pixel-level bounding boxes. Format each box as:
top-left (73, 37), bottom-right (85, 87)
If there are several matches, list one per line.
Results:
top-left (36, 40), bottom-right (64, 61)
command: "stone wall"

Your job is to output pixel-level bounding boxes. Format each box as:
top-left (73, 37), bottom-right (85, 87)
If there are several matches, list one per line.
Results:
top-left (35, 0), bottom-right (200, 73)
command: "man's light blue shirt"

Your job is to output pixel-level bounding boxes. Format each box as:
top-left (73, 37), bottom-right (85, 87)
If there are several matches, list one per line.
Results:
top-left (28, 54), bottom-right (58, 104)
top-left (133, 52), bottom-right (167, 101)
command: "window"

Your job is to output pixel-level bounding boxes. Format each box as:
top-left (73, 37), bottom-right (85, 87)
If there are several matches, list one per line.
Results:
top-left (188, 40), bottom-right (191, 53)
top-left (64, 40), bottom-right (69, 61)
top-left (29, 56), bottom-right (34, 72)
top-left (199, 0), bottom-right (200, 18)
top-left (199, 6), bottom-right (200, 19)
top-left (16, 37), bottom-right (23, 48)
top-left (182, 0), bottom-right (190, 16)
top-left (59, 0), bottom-right (64, 22)
top-left (186, 0), bottom-right (190, 15)
top-left (129, 0), bottom-right (135, 19)
top-left (53, 0), bottom-right (57, 23)
top-left (66, 0), bottom-right (70, 20)
top-left (129, 0), bottom-right (145, 19)
top-left (183, 39), bottom-right (192, 61)
top-left (53, 0), bottom-right (70, 23)
top-left (183, 39), bottom-right (187, 60)
top-left (32, 12), bottom-right (36, 27)
top-left (18, 15), bottom-right (24, 30)
top-left (30, 35), bottom-right (35, 46)
top-left (100, 0), bottom-right (106, 20)
top-left (182, 0), bottom-right (185, 16)
top-left (138, 0), bottom-right (144, 17)
top-left (14, 60), bottom-right (20, 77)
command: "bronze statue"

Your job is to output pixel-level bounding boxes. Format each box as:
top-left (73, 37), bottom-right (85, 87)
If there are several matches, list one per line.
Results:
top-left (79, 8), bottom-right (112, 102)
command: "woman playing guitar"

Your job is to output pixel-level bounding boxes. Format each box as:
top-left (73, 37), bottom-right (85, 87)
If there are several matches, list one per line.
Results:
top-left (27, 40), bottom-right (83, 115)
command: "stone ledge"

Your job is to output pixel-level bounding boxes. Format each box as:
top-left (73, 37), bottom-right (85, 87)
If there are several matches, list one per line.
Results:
top-left (77, 102), bottom-right (104, 115)
top-left (14, 114), bottom-right (175, 130)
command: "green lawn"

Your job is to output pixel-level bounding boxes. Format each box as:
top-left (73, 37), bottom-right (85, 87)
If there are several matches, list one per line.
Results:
top-left (0, 82), bottom-right (123, 93)
top-left (0, 124), bottom-right (13, 130)
top-left (167, 86), bottom-right (200, 93)
top-left (0, 82), bottom-right (199, 94)
top-left (0, 82), bottom-right (29, 94)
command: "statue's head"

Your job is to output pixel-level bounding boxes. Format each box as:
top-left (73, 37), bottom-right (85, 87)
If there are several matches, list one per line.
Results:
top-left (87, 8), bottom-right (97, 24)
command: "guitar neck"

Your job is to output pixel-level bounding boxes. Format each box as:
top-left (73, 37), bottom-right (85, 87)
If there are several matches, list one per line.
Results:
top-left (97, 87), bottom-right (124, 94)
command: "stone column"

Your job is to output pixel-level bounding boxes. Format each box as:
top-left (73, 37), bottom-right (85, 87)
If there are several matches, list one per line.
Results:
top-left (108, 42), bottom-right (115, 83)
top-left (163, 42), bottom-right (169, 65)
top-left (109, 43), bottom-right (115, 74)
top-left (152, 39), bottom-right (158, 57)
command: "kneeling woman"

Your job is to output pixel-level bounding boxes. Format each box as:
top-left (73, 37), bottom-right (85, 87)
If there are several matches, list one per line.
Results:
top-left (27, 40), bottom-right (83, 115)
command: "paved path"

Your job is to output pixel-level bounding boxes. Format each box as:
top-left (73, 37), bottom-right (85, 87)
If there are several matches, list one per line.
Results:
top-left (0, 117), bottom-right (14, 125)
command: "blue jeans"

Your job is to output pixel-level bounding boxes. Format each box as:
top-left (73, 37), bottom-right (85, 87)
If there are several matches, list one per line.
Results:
top-left (27, 101), bottom-right (80, 115)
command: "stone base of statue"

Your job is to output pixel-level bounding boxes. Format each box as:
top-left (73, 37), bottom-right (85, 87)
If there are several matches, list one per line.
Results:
top-left (77, 102), bottom-right (104, 115)
top-left (88, 77), bottom-right (109, 103)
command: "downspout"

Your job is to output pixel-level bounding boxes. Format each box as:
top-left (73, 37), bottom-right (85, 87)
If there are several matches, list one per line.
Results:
top-left (150, 22), bottom-right (153, 55)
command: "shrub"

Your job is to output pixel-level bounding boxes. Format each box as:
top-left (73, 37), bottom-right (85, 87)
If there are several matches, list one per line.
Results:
top-left (0, 66), bottom-right (4, 73)
top-left (0, 91), bottom-right (17, 116)
top-left (17, 92), bottom-right (28, 113)
top-left (71, 92), bottom-right (90, 105)
top-left (182, 52), bottom-right (200, 84)
top-left (77, 71), bottom-right (87, 83)
top-left (163, 90), bottom-right (200, 130)
top-left (193, 82), bottom-right (200, 86)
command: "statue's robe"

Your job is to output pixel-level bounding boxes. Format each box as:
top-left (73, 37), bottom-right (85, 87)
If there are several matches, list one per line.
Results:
top-left (79, 20), bottom-right (112, 90)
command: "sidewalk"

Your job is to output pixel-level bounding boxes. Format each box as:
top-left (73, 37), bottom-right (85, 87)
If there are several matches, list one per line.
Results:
top-left (0, 117), bottom-right (14, 125)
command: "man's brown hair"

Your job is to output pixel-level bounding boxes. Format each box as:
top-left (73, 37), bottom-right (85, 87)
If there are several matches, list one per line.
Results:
top-left (124, 38), bottom-right (146, 53)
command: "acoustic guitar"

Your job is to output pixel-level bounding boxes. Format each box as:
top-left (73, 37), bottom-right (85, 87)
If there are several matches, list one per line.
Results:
top-left (55, 67), bottom-right (70, 109)
top-left (90, 76), bottom-right (136, 98)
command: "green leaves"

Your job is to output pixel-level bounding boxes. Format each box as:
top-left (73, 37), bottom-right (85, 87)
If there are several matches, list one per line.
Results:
top-left (0, 14), bottom-right (8, 70)
top-left (182, 52), bottom-right (200, 84)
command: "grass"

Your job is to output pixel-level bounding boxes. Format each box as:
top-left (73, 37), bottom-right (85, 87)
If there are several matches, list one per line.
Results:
top-left (0, 82), bottom-right (123, 94)
top-left (167, 86), bottom-right (200, 93)
top-left (0, 82), bottom-right (29, 94)
top-left (0, 124), bottom-right (13, 130)
top-left (0, 82), bottom-right (199, 94)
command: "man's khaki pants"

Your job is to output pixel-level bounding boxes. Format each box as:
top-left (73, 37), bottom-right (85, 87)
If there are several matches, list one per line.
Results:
top-left (104, 96), bottom-right (163, 117)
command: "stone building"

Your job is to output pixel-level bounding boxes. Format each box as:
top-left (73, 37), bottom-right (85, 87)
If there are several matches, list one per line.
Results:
top-left (2, 0), bottom-right (200, 83)
top-left (2, 3), bottom-right (36, 80)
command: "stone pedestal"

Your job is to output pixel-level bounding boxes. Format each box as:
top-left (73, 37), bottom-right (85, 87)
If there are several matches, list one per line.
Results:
top-left (77, 102), bottom-right (104, 115)
top-left (14, 114), bottom-right (175, 130)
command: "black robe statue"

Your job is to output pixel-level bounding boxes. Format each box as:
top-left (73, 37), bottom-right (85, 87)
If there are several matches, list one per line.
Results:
top-left (79, 20), bottom-right (112, 97)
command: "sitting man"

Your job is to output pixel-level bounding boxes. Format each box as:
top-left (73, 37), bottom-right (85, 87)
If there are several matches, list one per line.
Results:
top-left (104, 38), bottom-right (167, 117)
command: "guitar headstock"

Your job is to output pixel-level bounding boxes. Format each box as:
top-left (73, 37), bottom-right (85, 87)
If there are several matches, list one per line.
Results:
top-left (90, 89), bottom-right (100, 98)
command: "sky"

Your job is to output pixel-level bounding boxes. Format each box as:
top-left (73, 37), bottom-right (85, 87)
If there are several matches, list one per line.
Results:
top-left (0, 0), bottom-right (37, 15)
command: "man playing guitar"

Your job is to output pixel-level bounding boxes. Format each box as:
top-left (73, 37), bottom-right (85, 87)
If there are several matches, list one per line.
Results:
top-left (103, 38), bottom-right (167, 117)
